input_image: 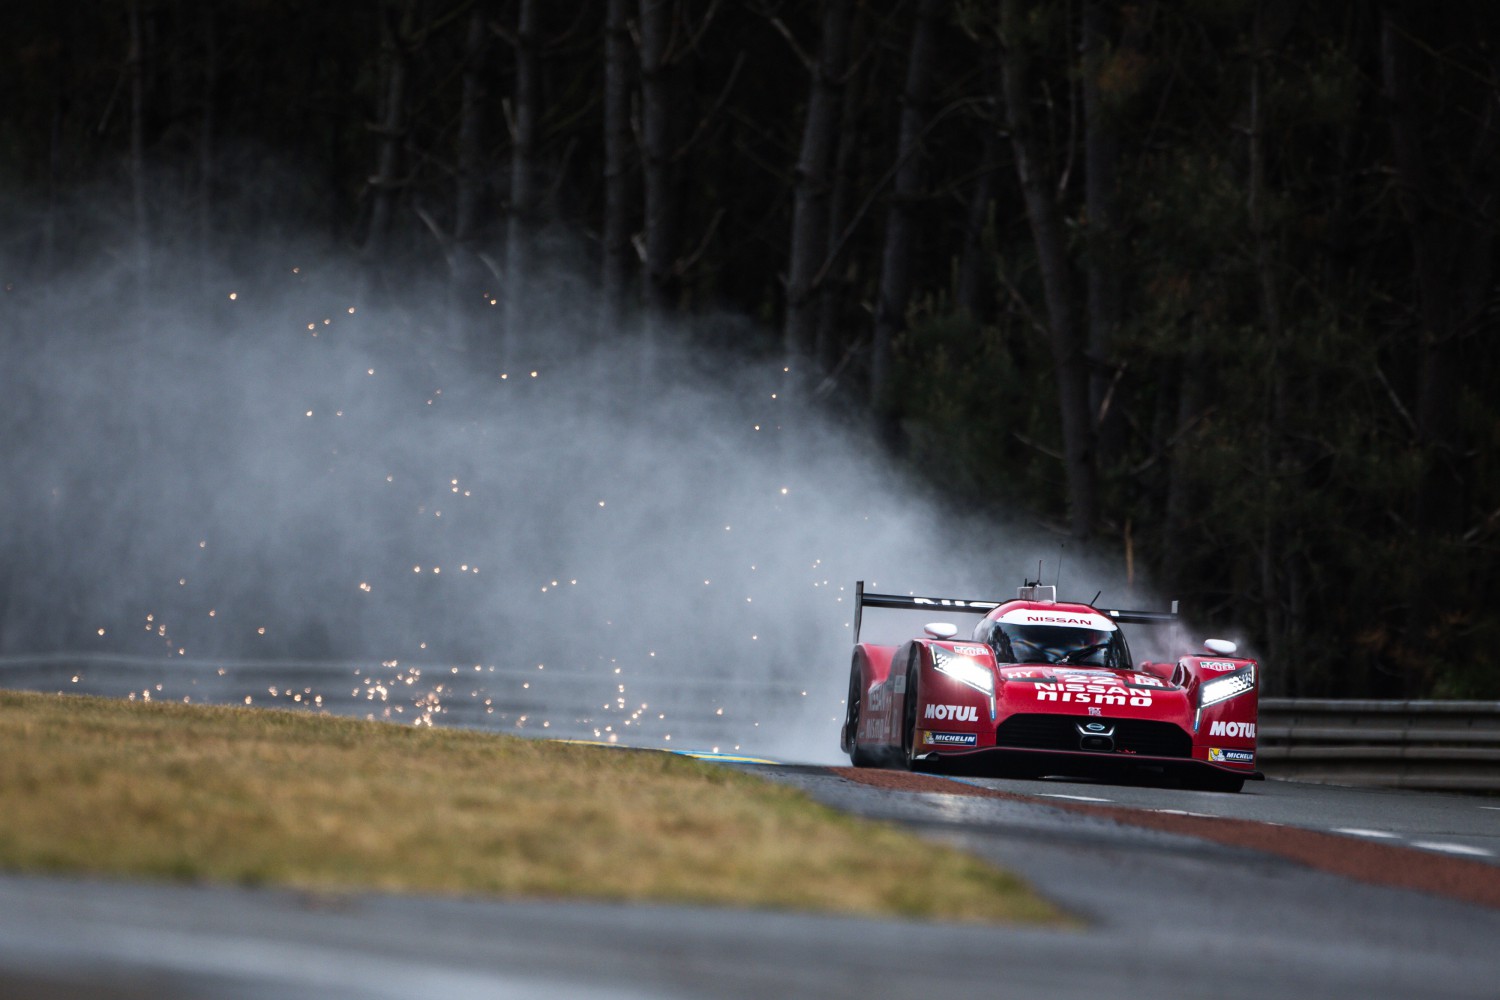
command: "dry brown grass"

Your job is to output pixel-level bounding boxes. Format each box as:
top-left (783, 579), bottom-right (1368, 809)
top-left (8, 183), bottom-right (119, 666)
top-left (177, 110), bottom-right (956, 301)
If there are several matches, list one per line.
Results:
top-left (0, 691), bottom-right (1061, 923)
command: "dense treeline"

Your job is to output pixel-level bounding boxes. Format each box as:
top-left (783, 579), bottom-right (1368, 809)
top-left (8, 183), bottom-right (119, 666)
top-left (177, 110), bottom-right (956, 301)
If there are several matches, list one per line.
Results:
top-left (3, 1), bottom-right (1497, 696)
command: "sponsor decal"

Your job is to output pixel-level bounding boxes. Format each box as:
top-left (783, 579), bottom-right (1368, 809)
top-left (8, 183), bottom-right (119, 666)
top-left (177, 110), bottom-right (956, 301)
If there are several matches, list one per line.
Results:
top-left (868, 686), bottom-right (890, 712)
top-left (914, 598), bottom-right (999, 610)
top-left (1026, 614), bottom-right (1095, 626)
top-left (893, 672), bottom-right (906, 695)
top-left (924, 703), bottom-right (978, 722)
top-left (1056, 671), bottom-right (1109, 684)
top-left (952, 644), bottom-right (989, 658)
top-left (1004, 669), bottom-right (1178, 693)
top-left (1199, 660), bottom-right (1239, 672)
top-left (1088, 706), bottom-right (1103, 716)
top-left (1208, 748), bottom-right (1254, 764)
top-left (1034, 682), bottom-right (1153, 707)
top-left (923, 731), bottom-right (978, 747)
top-left (999, 608), bottom-right (1118, 630)
top-left (1208, 720), bottom-right (1256, 738)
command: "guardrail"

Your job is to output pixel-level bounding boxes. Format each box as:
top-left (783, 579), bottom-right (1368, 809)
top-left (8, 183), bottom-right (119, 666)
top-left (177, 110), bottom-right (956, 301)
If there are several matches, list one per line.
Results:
top-left (1258, 699), bottom-right (1500, 793)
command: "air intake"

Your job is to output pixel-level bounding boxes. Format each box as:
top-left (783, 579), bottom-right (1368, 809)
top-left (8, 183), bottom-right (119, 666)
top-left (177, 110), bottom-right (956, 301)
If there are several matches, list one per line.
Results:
top-left (1076, 721), bottom-right (1115, 752)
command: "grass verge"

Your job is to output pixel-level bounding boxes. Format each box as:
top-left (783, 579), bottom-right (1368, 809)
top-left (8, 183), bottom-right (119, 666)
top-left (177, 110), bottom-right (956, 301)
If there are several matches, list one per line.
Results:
top-left (0, 691), bottom-right (1060, 923)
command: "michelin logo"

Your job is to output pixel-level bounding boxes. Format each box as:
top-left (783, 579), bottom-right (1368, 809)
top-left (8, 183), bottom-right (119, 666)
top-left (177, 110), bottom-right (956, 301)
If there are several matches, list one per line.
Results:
top-left (1209, 721), bottom-right (1256, 738)
top-left (923, 731), bottom-right (978, 747)
top-left (1208, 748), bottom-right (1255, 764)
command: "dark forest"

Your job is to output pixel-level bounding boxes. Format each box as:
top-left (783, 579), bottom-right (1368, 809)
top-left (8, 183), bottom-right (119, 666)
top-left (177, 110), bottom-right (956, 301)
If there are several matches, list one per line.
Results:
top-left (3, 1), bottom-right (1498, 699)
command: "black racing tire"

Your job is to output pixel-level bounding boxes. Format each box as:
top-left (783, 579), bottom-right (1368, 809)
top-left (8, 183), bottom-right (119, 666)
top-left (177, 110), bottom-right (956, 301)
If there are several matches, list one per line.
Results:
top-left (900, 659), bottom-right (930, 772)
top-left (844, 657), bottom-right (883, 768)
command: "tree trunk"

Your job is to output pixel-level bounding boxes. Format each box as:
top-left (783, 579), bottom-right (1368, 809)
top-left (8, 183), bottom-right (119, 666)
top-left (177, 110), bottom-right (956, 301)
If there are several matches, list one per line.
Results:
top-left (956, 125), bottom-right (1001, 323)
top-left (455, 3), bottom-right (486, 251)
top-left (601, 0), bottom-right (635, 333)
top-left (1248, 0), bottom-right (1291, 679)
top-left (1380, 4), bottom-right (1470, 542)
top-left (815, 14), bottom-right (869, 376)
top-left (785, 0), bottom-right (854, 379)
top-left (198, 5), bottom-right (217, 272)
top-left (127, 0), bottom-right (149, 291)
top-left (504, 0), bottom-right (539, 348)
top-left (1080, 0), bottom-right (1124, 454)
top-left (363, 4), bottom-right (410, 265)
top-left (452, 1), bottom-right (488, 348)
top-left (999, 0), bottom-right (1096, 540)
top-left (1160, 350), bottom-right (1200, 586)
top-left (42, 7), bottom-right (71, 279)
top-left (639, 0), bottom-right (683, 319)
top-left (869, 0), bottom-right (942, 415)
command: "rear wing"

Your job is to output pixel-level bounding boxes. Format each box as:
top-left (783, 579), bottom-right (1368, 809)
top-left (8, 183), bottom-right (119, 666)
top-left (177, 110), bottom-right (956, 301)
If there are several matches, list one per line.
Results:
top-left (853, 582), bottom-right (1002, 643)
top-left (852, 580), bottom-right (1178, 642)
top-left (1104, 606), bottom-right (1180, 625)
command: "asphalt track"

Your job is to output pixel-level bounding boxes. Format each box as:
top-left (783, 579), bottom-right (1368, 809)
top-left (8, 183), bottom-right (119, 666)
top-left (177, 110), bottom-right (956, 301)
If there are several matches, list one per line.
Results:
top-left (930, 768), bottom-right (1500, 864)
top-left (2, 763), bottom-right (1497, 999)
top-left (4, 658), bottom-right (1497, 995)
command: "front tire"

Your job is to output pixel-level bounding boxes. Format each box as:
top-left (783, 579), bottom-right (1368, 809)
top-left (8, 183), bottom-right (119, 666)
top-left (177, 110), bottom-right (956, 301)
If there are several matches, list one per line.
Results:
top-left (844, 658), bottom-right (882, 768)
top-left (901, 660), bottom-right (931, 772)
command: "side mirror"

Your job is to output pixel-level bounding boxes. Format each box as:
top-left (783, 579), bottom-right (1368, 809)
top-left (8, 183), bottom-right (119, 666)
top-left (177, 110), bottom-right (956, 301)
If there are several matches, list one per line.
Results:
top-left (924, 622), bottom-right (959, 640)
top-left (1203, 638), bottom-right (1238, 655)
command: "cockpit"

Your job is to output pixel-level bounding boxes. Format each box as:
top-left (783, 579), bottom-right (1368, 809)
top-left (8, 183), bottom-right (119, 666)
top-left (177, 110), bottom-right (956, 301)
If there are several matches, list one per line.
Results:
top-left (974, 620), bottom-right (1132, 669)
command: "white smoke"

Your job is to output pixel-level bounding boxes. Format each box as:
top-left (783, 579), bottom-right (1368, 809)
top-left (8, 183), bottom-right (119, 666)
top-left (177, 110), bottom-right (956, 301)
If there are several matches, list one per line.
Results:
top-left (0, 236), bottom-right (1148, 764)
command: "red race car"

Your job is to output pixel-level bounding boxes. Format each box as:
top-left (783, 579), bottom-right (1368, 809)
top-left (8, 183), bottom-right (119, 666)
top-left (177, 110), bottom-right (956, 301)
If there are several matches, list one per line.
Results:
top-left (840, 582), bottom-right (1261, 792)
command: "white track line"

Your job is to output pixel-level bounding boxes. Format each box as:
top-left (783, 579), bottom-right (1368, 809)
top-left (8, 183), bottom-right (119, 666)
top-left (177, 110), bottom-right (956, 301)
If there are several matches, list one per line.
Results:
top-left (1409, 841), bottom-right (1495, 858)
top-left (1332, 828), bottom-right (1402, 839)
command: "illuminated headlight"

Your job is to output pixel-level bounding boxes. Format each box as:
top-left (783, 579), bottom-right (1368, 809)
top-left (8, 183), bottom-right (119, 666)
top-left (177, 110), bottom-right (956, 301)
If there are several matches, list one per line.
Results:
top-left (933, 652), bottom-right (994, 696)
top-left (1199, 664), bottom-right (1255, 708)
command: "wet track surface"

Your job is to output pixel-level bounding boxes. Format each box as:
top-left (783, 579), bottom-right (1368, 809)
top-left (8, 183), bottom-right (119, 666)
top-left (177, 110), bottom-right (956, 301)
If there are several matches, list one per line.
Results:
top-left (3, 766), bottom-right (1498, 999)
top-left (943, 769), bottom-right (1500, 864)
top-left (3, 660), bottom-right (1500, 998)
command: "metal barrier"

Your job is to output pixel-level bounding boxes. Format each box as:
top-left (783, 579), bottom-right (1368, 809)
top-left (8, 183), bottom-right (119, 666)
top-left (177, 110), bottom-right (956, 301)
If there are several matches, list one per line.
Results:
top-left (1257, 699), bottom-right (1500, 792)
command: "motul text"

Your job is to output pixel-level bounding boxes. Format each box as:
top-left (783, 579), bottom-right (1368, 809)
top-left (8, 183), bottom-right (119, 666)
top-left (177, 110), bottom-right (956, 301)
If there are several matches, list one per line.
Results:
top-left (924, 703), bottom-right (978, 722)
top-left (1209, 720), bottom-right (1256, 738)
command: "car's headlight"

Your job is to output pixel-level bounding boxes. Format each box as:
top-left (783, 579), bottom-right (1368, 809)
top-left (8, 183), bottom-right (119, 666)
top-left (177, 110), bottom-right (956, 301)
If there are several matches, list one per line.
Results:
top-left (933, 650), bottom-right (994, 696)
top-left (1199, 664), bottom-right (1255, 707)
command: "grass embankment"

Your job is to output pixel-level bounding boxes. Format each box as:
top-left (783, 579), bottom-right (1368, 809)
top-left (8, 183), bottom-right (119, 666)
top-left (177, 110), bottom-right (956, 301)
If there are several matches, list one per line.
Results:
top-left (0, 691), bottom-right (1059, 923)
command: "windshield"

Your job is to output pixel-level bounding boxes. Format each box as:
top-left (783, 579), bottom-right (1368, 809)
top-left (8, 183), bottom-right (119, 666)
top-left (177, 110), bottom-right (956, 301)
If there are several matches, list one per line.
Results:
top-left (984, 623), bottom-right (1129, 669)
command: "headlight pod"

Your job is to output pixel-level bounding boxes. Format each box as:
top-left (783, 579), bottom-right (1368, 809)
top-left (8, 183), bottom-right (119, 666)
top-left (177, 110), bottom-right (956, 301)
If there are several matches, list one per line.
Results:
top-left (1199, 663), bottom-right (1255, 707)
top-left (932, 649), bottom-right (995, 696)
